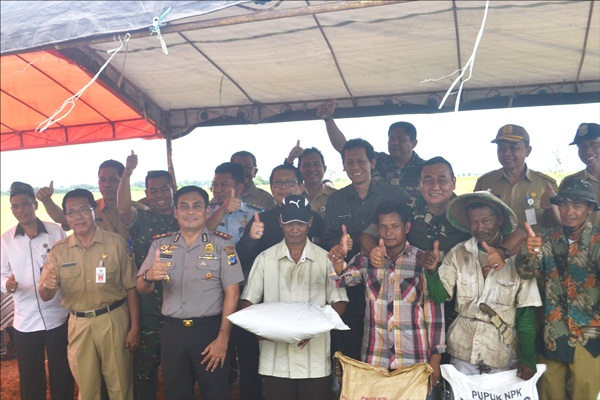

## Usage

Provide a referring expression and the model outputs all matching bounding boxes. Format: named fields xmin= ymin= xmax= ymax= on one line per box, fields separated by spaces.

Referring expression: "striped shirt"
xmin=330 ymin=242 xmax=445 ymax=369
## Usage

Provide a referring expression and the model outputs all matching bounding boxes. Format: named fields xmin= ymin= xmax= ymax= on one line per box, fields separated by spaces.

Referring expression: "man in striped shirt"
xmin=328 ymin=200 xmax=445 ymax=395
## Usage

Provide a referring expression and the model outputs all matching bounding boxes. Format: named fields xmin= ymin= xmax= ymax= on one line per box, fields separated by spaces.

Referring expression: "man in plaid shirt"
xmin=328 ymin=200 xmax=445 ymax=395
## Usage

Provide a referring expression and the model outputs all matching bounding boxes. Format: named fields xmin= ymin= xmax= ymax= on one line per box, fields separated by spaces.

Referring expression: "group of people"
xmin=0 ymin=98 xmax=598 ymax=400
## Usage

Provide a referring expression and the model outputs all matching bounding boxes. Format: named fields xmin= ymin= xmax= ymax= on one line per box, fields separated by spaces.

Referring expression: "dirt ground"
xmin=0 ymin=357 xmax=242 ymax=400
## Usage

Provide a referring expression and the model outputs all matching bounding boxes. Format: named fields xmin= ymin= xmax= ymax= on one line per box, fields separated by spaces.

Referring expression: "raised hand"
xmin=224 ymin=187 xmax=241 ymax=213
xmin=540 ymin=182 xmax=557 ymax=210
xmin=147 ymin=248 xmax=169 ymax=281
xmin=287 ymin=140 xmax=304 ymax=163
xmin=125 ymin=150 xmax=138 ymax=175
xmin=40 ymin=263 xmax=59 ymax=290
xmin=369 ymin=239 xmax=387 ymax=268
xmin=422 ymin=240 xmax=440 ymax=272
xmin=524 ymin=222 xmax=543 ymax=256
xmin=36 ymin=180 xmax=54 ymax=202
xmin=249 ymin=212 xmax=265 ymax=240
xmin=315 ymin=98 xmax=336 ymax=119
xmin=482 ymin=241 xmax=505 ymax=270
xmin=341 ymin=224 xmax=353 ymax=252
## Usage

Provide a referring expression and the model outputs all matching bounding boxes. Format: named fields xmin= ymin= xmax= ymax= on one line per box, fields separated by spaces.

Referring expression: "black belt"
xmin=164 ymin=314 xmax=221 ymax=328
xmin=71 ymin=298 xmax=125 ymax=318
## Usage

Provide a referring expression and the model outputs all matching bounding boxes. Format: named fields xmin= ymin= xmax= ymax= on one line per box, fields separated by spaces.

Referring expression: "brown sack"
xmin=335 ymin=352 xmax=432 ymax=400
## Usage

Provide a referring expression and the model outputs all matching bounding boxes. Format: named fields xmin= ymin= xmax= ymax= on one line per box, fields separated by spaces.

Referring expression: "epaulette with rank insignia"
xmin=213 ymin=231 xmax=233 ymax=240
xmin=245 ymin=203 xmax=265 ymax=212
xmin=152 ymin=232 xmax=175 ymax=240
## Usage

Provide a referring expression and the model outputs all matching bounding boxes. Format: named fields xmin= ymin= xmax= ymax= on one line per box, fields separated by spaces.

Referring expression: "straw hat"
xmin=446 ymin=190 xmax=518 ymax=235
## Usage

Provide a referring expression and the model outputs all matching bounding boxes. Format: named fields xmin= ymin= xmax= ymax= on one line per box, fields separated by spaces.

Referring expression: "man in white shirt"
xmin=1 ymin=182 xmax=74 ymax=400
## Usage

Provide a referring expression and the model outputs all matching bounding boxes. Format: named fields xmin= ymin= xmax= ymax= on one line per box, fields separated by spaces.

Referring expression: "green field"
xmin=0 ymin=174 xmax=564 ymax=235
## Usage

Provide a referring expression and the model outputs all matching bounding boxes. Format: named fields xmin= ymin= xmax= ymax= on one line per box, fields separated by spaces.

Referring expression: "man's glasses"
xmin=65 ymin=207 xmax=94 ymax=218
xmin=271 ymin=180 xmax=298 ymax=188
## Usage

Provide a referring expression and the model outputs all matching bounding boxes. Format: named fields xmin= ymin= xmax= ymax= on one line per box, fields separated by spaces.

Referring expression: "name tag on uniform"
xmin=62 ymin=262 xmax=76 ymax=267
xmin=96 ymin=267 xmax=106 ymax=283
xmin=199 ymin=255 xmax=219 ymax=260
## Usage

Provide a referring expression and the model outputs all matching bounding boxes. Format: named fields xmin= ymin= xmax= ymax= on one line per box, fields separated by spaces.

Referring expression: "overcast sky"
xmin=1 ymin=102 xmax=598 ymax=191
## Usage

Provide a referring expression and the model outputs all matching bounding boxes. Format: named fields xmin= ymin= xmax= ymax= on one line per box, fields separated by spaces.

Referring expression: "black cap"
xmin=280 ymin=195 xmax=312 ymax=224
xmin=569 ymin=123 xmax=600 ymax=145
xmin=10 ymin=181 xmax=35 ymax=200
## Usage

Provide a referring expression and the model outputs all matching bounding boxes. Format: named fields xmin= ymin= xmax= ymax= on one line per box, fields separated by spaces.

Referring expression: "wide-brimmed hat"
xmin=550 ymin=178 xmax=599 ymax=210
xmin=446 ymin=190 xmax=518 ymax=235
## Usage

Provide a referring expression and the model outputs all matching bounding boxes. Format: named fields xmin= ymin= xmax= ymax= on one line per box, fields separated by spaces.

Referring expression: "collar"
xmin=14 ymin=218 xmax=48 ymax=238
xmin=500 ymin=164 xmax=533 ymax=183
xmin=349 ymin=179 xmax=380 ymax=199
xmin=276 ymin=238 xmax=314 ymax=262
xmin=67 ymin=227 xmax=102 ymax=248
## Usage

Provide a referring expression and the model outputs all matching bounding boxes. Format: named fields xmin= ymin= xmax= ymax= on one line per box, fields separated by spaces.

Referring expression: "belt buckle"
xmin=183 ymin=319 xmax=194 ymax=327
xmin=85 ymin=311 xmax=96 ymax=318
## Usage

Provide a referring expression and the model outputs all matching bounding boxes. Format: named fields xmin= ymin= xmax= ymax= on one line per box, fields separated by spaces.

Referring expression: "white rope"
xmin=150 ymin=6 xmax=172 ymax=55
xmin=36 ymin=34 xmax=131 ymax=133
xmin=436 ymin=0 xmax=490 ymax=111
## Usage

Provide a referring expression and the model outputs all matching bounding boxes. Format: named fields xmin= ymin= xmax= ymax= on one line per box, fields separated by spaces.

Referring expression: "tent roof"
xmin=1 ymin=0 xmax=599 ymax=151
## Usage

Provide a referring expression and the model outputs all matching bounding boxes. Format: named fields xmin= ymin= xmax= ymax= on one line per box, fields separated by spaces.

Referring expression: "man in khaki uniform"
xmin=562 ymin=122 xmax=600 ymax=227
xmin=39 ymin=189 xmax=140 ymax=399
xmin=474 ymin=124 xmax=559 ymax=234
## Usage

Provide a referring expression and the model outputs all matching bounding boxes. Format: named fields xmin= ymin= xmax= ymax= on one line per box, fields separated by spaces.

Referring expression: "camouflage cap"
xmin=569 ymin=122 xmax=600 ymax=146
xmin=550 ymin=178 xmax=599 ymax=210
xmin=491 ymin=124 xmax=530 ymax=144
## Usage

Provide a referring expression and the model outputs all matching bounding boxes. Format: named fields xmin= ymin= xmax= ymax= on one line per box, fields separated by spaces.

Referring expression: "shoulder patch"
xmin=213 ymin=231 xmax=233 ymax=240
xmin=152 ymin=232 xmax=174 ymax=240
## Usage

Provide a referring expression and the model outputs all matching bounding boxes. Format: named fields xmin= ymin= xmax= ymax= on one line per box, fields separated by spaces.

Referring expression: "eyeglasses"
xmin=272 ymin=179 xmax=298 ymax=188
xmin=65 ymin=207 xmax=94 ymax=218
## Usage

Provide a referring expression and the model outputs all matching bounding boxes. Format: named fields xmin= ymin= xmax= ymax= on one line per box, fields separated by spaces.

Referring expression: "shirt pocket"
xmin=195 ymin=259 xmax=220 ymax=282
xmin=456 ymin=274 xmax=477 ymax=300
xmin=400 ymin=277 xmax=420 ymax=303
xmin=493 ymin=280 xmax=517 ymax=307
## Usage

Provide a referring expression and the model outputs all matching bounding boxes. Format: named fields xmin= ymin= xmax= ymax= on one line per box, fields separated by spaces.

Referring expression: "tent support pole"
xmin=164 ymin=131 xmax=177 ymax=189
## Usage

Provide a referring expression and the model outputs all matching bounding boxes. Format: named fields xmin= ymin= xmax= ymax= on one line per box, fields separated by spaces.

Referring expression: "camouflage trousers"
xmin=134 ymin=313 xmax=164 ymax=380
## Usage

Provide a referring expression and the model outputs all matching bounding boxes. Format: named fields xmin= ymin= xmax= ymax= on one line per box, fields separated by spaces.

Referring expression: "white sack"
xmin=227 ymin=302 xmax=349 ymax=343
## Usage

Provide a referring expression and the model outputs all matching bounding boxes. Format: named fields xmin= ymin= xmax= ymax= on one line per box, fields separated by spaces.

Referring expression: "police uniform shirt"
xmin=139 ymin=228 xmax=244 ymax=319
xmin=474 ymin=166 xmax=558 ymax=234
xmin=562 ymin=169 xmax=600 ymax=227
xmin=207 ymin=201 xmax=263 ymax=245
xmin=48 ymin=228 xmax=137 ymax=312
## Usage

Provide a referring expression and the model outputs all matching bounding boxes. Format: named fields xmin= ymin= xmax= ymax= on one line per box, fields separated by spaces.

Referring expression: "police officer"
xmin=137 ymin=186 xmax=244 ymax=400
xmin=206 ymin=162 xmax=263 ymax=245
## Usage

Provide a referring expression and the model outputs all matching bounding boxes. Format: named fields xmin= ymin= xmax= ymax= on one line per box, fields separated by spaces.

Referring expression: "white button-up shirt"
xmin=242 ymin=239 xmax=348 ymax=379
xmin=1 ymin=219 xmax=69 ymax=332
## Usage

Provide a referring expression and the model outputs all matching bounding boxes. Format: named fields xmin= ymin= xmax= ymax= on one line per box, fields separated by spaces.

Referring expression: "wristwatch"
xmin=142 ymin=271 xmax=153 ymax=283
xmin=498 ymin=247 xmax=511 ymax=260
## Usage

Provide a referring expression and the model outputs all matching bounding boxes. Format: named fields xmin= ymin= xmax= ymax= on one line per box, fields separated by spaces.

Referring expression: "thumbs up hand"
xmin=540 ymin=182 xmax=557 ymax=210
xmin=286 ymin=140 xmax=304 ymax=164
xmin=36 ymin=180 xmax=55 ymax=202
xmin=5 ymin=274 xmax=18 ymax=293
xmin=524 ymin=222 xmax=543 ymax=256
xmin=125 ymin=150 xmax=138 ymax=175
xmin=340 ymin=225 xmax=353 ymax=252
xmin=482 ymin=241 xmax=506 ymax=270
xmin=422 ymin=240 xmax=441 ymax=272
xmin=40 ymin=263 xmax=59 ymax=291
xmin=224 ymin=187 xmax=241 ymax=213
xmin=369 ymin=239 xmax=387 ymax=268
xmin=147 ymin=247 xmax=170 ymax=281
xmin=249 ymin=212 xmax=265 ymax=240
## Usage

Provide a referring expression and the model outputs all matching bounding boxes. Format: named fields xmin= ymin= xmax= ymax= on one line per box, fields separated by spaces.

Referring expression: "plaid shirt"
xmin=330 ymin=242 xmax=445 ymax=369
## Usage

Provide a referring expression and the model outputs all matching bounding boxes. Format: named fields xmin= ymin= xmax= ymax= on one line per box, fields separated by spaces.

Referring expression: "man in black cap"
xmin=1 ymin=182 xmax=74 ymax=399
xmin=474 ymin=124 xmax=559 ymax=234
xmin=562 ymin=122 xmax=600 ymax=227
xmin=241 ymin=195 xmax=347 ymax=400
xmin=516 ymin=178 xmax=600 ymax=400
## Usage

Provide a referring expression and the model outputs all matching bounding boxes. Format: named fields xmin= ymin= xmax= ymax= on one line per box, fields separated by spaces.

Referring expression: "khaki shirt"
xmin=139 ymin=228 xmax=244 ymax=319
xmin=474 ymin=166 xmax=558 ymax=234
xmin=49 ymin=228 xmax=137 ymax=312
xmin=439 ymin=237 xmax=541 ymax=368
xmin=241 ymin=182 xmax=275 ymax=211
xmin=563 ymin=169 xmax=600 ymax=228
xmin=303 ymin=185 xmax=336 ymax=218
xmin=242 ymin=239 xmax=348 ymax=379
xmin=95 ymin=198 xmax=147 ymax=240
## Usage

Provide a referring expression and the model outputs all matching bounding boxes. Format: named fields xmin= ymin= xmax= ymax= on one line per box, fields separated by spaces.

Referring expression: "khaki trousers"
xmin=538 ymin=342 xmax=600 ymax=400
xmin=68 ymin=304 xmax=133 ymax=400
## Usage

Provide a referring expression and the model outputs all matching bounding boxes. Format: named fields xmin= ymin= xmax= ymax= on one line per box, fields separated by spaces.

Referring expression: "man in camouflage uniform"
xmin=117 ymin=151 xmax=179 ymax=400
xmin=516 ymin=178 xmax=600 ymax=400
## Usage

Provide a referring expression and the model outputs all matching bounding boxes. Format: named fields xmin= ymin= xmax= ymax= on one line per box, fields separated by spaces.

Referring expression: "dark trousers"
xmin=232 ymin=325 xmax=262 ymax=400
xmin=161 ymin=315 xmax=230 ymax=400
xmin=263 ymin=376 xmax=330 ymax=400
xmin=332 ymin=284 xmax=364 ymax=361
xmin=14 ymin=321 xmax=74 ymax=400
